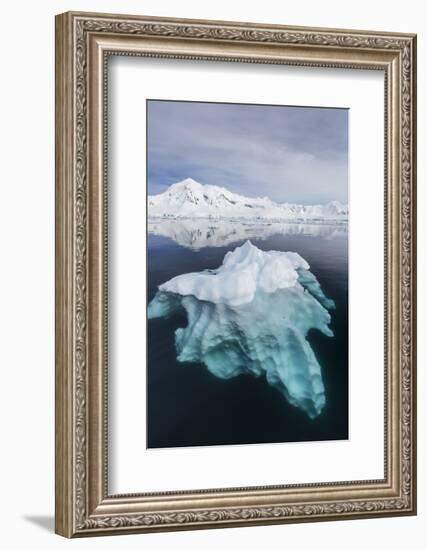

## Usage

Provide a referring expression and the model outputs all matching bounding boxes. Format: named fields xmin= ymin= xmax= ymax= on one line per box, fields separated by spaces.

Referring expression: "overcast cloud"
xmin=147 ymin=100 xmax=348 ymax=204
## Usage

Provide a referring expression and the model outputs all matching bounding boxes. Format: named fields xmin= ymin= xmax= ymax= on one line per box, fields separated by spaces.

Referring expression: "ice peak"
xmin=170 ymin=177 xmax=203 ymax=190
xmin=240 ymin=239 xmax=255 ymax=251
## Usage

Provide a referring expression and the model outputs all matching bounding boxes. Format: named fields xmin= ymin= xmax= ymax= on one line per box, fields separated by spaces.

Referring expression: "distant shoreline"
xmin=147 ymin=216 xmax=348 ymax=225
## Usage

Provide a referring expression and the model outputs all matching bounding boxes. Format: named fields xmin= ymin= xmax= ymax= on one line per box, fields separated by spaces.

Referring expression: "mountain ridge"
xmin=148 ymin=178 xmax=348 ymax=221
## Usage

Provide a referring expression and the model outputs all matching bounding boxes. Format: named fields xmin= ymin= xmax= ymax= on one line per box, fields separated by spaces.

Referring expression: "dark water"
xmin=147 ymin=228 xmax=348 ymax=448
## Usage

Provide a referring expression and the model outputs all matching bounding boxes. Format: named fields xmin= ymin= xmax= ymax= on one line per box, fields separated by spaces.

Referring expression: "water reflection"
xmin=148 ymin=219 xmax=348 ymax=250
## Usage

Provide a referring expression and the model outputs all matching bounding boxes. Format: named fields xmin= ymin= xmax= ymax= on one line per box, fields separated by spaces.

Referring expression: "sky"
xmin=147 ymin=100 xmax=348 ymax=205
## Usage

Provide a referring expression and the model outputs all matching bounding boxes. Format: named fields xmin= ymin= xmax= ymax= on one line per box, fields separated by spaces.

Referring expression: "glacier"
xmin=148 ymin=178 xmax=349 ymax=221
xmin=148 ymin=241 xmax=335 ymax=419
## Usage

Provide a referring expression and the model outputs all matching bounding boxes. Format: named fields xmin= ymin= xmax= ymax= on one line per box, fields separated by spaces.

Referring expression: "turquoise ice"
xmin=148 ymin=241 xmax=335 ymax=419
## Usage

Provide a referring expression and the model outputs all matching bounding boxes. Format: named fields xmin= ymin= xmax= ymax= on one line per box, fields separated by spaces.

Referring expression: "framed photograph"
xmin=55 ymin=11 xmax=417 ymax=537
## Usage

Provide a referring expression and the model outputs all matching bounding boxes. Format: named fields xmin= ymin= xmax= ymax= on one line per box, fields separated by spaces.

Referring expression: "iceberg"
xmin=148 ymin=241 xmax=335 ymax=419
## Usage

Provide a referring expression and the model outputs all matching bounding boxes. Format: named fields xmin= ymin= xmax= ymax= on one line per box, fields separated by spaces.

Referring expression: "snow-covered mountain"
xmin=148 ymin=178 xmax=348 ymax=221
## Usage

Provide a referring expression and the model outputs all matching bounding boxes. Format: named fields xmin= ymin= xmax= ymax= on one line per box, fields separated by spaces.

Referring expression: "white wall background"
xmin=0 ymin=1 xmax=423 ymax=548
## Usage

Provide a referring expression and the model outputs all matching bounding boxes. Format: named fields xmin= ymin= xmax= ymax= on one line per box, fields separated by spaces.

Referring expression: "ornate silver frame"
xmin=55 ymin=11 xmax=417 ymax=537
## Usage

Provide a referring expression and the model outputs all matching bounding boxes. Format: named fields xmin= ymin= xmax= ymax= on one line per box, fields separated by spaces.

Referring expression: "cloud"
xmin=147 ymin=100 xmax=348 ymax=204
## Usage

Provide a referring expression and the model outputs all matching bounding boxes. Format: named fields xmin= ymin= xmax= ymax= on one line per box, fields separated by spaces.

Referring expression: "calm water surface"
xmin=147 ymin=225 xmax=348 ymax=448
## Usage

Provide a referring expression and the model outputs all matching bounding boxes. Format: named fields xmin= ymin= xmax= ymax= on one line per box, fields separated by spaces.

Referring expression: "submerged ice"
xmin=148 ymin=241 xmax=335 ymax=419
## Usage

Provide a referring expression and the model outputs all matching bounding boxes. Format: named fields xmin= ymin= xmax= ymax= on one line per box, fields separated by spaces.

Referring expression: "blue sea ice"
xmin=148 ymin=241 xmax=335 ymax=419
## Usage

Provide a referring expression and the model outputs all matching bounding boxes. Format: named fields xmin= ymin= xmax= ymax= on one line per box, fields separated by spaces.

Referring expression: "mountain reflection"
xmin=148 ymin=218 xmax=348 ymax=250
